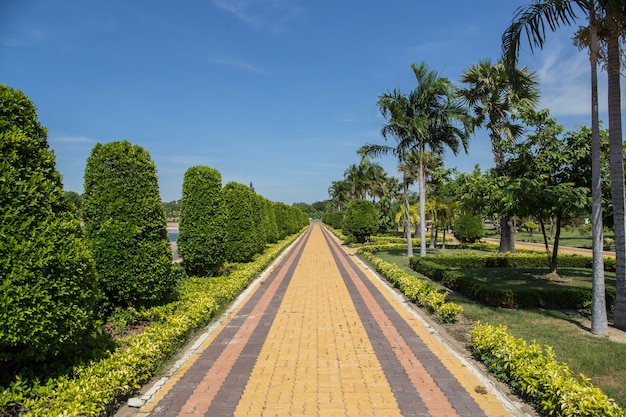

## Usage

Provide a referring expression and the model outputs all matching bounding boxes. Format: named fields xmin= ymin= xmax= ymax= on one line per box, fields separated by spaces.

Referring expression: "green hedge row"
xmin=0 ymin=230 xmax=305 ymax=416
xmin=409 ymin=256 xmax=616 ymax=310
xmin=470 ymin=322 xmax=625 ymax=417
xmin=358 ymin=251 xmax=462 ymax=323
xmin=417 ymin=251 xmax=616 ymax=271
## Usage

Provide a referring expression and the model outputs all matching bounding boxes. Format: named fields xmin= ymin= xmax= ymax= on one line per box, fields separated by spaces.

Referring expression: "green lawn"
xmin=369 ymin=248 xmax=626 ymax=409
xmin=486 ymin=224 xmax=616 ymax=250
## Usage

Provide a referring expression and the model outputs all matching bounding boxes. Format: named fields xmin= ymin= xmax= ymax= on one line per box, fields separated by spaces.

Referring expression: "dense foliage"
xmin=177 ymin=166 xmax=227 ymax=276
xmin=82 ymin=141 xmax=174 ymax=310
xmin=322 ymin=211 xmax=344 ymax=230
xmin=223 ymin=182 xmax=262 ymax=263
xmin=0 ymin=231 xmax=303 ymax=416
xmin=359 ymin=250 xmax=462 ymax=322
xmin=453 ymin=213 xmax=484 ymax=243
xmin=273 ymin=202 xmax=308 ymax=239
xmin=471 ymin=323 xmax=625 ymax=416
xmin=410 ymin=254 xmax=616 ymax=310
xmin=263 ymin=198 xmax=280 ymax=244
xmin=0 ymin=85 xmax=98 ymax=364
xmin=342 ymin=199 xmax=378 ymax=243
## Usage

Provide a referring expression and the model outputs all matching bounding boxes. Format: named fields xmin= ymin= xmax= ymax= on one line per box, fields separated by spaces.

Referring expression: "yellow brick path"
xmin=136 ymin=224 xmax=520 ymax=416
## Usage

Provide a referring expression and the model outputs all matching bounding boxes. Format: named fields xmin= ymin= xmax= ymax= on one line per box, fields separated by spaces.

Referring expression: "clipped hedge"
xmin=410 ymin=256 xmax=616 ymax=310
xmin=358 ymin=251 xmax=462 ymax=323
xmin=82 ymin=140 xmax=174 ymax=309
xmin=417 ymin=251 xmax=616 ymax=271
xmin=1 ymin=230 xmax=305 ymax=416
xmin=470 ymin=322 xmax=625 ymax=417
xmin=0 ymin=129 xmax=98 ymax=363
xmin=177 ymin=166 xmax=227 ymax=276
xmin=342 ymin=199 xmax=378 ymax=243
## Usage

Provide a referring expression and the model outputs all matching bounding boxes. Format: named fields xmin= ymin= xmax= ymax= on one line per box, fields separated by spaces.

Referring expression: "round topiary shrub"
xmin=178 ymin=166 xmax=227 ymax=276
xmin=454 ymin=213 xmax=485 ymax=243
xmin=342 ymin=199 xmax=378 ymax=243
xmin=1 ymin=84 xmax=98 ymax=363
xmin=82 ymin=140 xmax=174 ymax=309
xmin=223 ymin=182 xmax=260 ymax=263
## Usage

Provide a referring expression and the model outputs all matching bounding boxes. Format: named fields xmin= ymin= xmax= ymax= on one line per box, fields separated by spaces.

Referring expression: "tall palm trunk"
xmin=607 ymin=29 xmax=626 ymax=330
xmin=589 ymin=19 xmax=608 ymax=335
xmin=402 ymin=168 xmax=414 ymax=258
xmin=419 ymin=144 xmax=427 ymax=257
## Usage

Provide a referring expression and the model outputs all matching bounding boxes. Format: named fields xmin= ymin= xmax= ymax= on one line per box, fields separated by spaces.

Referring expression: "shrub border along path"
xmin=5 ymin=230 xmax=305 ymax=416
xmin=360 ymin=239 xmax=626 ymax=416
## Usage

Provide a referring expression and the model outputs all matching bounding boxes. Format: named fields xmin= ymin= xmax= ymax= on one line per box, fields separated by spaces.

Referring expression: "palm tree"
xmin=408 ymin=63 xmax=471 ymax=256
xmin=500 ymin=0 xmax=613 ymax=334
xmin=360 ymin=63 xmax=470 ymax=257
xmin=601 ymin=0 xmax=626 ymax=330
xmin=458 ymin=59 xmax=539 ymax=253
xmin=359 ymin=88 xmax=417 ymax=256
xmin=327 ymin=180 xmax=350 ymax=212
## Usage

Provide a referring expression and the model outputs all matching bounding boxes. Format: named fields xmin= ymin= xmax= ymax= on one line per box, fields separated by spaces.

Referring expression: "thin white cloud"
xmin=533 ymin=40 xmax=607 ymax=117
xmin=50 ymin=134 xmax=98 ymax=145
xmin=210 ymin=53 xmax=268 ymax=74
xmin=211 ymin=0 xmax=301 ymax=31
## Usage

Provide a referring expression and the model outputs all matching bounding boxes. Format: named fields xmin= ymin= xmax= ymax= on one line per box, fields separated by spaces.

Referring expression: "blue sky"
xmin=2 ymin=1 xmax=617 ymax=204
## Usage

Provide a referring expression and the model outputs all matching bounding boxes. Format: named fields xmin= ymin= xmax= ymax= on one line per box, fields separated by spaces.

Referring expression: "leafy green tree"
xmin=82 ymin=141 xmax=174 ymax=309
xmin=64 ymin=190 xmax=82 ymax=212
xmin=342 ymin=199 xmax=378 ymax=243
xmin=1 ymin=85 xmax=97 ymax=363
xmin=322 ymin=211 xmax=344 ymax=229
xmin=506 ymin=108 xmax=594 ymax=273
xmin=162 ymin=200 xmax=180 ymax=221
xmin=223 ymin=182 xmax=259 ymax=262
xmin=501 ymin=0 xmax=617 ymax=333
xmin=454 ymin=213 xmax=484 ymax=243
xmin=459 ymin=59 xmax=539 ymax=253
xmin=178 ymin=166 xmax=226 ymax=276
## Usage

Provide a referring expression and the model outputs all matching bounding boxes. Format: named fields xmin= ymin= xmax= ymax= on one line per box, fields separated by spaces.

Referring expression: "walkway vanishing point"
xmin=127 ymin=223 xmax=528 ymax=417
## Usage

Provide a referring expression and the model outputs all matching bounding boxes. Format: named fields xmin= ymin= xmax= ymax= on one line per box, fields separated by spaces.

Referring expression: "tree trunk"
xmin=589 ymin=20 xmax=607 ymax=335
xmin=549 ymin=215 xmax=562 ymax=274
xmin=419 ymin=145 xmax=427 ymax=257
xmin=403 ymin=171 xmax=414 ymax=258
xmin=607 ymin=29 xmax=626 ymax=330
xmin=499 ymin=216 xmax=516 ymax=253
xmin=539 ymin=217 xmax=551 ymax=261
xmin=442 ymin=226 xmax=447 ymax=249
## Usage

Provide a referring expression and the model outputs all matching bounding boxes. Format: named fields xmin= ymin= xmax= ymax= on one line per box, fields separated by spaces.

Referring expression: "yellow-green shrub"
xmin=359 ymin=250 xmax=462 ymax=323
xmin=5 ymin=230 xmax=304 ymax=416
xmin=470 ymin=322 xmax=625 ymax=417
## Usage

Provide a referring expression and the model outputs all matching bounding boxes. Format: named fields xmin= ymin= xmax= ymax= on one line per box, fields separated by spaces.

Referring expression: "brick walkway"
xmin=132 ymin=224 xmax=523 ymax=416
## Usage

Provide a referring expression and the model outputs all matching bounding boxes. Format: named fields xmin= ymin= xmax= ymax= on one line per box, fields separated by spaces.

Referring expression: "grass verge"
xmin=370 ymin=248 xmax=626 ymax=409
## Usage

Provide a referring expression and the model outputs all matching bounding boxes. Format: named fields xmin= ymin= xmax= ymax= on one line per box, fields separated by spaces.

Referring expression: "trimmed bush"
xmin=223 ymin=182 xmax=260 ymax=263
xmin=177 ymin=166 xmax=227 ymax=276
xmin=342 ymin=199 xmax=378 ymax=243
xmin=3 ymin=231 xmax=304 ymax=416
xmin=0 ymin=85 xmax=97 ymax=363
xmin=409 ymin=255 xmax=617 ymax=310
xmin=453 ymin=213 xmax=484 ymax=243
xmin=82 ymin=141 xmax=174 ymax=309
xmin=358 ymin=250 xmax=462 ymax=323
xmin=322 ymin=211 xmax=344 ymax=229
xmin=470 ymin=322 xmax=625 ymax=416
xmin=264 ymin=198 xmax=280 ymax=244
